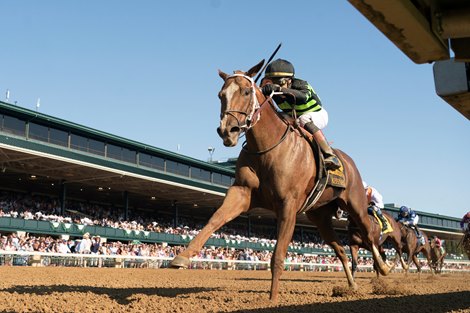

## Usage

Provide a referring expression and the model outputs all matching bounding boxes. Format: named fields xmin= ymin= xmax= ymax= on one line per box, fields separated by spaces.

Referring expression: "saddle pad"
xmin=327 ymin=159 xmax=346 ymax=188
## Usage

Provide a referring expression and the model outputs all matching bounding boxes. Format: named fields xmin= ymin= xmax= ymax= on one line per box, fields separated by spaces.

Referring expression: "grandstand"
xmin=0 ymin=99 xmax=468 ymax=266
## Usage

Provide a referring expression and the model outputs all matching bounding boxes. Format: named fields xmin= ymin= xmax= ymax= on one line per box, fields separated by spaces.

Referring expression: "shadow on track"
xmin=230 ymin=291 xmax=470 ymax=313
xmin=0 ymin=285 xmax=219 ymax=305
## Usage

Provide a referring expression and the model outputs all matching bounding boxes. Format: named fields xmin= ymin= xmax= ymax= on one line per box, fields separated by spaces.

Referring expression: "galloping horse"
xmin=170 ymin=60 xmax=391 ymax=301
xmin=463 ymin=230 xmax=470 ymax=260
xmin=349 ymin=211 xmax=407 ymax=277
xmin=430 ymin=238 xmax=446 ymax=273
xmin=399 ymin=223 xmax=432 ymax=274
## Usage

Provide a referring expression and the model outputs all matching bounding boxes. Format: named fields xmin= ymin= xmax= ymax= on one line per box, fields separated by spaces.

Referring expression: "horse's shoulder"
xmin=234 ymin=163 xmax=259 ymax=189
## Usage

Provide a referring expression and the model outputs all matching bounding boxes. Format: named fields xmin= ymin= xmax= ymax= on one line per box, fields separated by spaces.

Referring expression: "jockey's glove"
xmin=262 ymin=84 xmax=281 ymax=96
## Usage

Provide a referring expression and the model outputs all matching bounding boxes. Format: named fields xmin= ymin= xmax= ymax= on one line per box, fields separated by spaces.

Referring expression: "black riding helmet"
xmin=264 ymin=59 xmax=295 ymax=78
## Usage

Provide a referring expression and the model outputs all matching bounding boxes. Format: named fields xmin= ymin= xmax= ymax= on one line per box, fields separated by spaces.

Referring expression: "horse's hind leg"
xmin=170 ymin=186 xmax=251 ymax=268
xmin=307 ymin=204 xmax=358 ymax=290
xmin=350 ymin=244 xmax=359 ymax=278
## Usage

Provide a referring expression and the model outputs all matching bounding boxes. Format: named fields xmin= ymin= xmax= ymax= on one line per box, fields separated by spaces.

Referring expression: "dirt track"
xmin=0 ymin=267 xmax=469 ymax=313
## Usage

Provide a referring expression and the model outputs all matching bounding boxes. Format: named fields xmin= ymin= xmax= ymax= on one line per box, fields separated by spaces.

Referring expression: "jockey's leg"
xmin=304 ymin=121 xmax=340 ymax=170
xmin=372 ymin=206 xmax=388 ymax=232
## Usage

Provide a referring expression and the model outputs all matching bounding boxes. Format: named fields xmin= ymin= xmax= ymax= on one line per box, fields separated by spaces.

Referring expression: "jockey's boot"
xmin=376 ymin=211 xmax=388 ymax=232
xmin=304 ymin=122 xmax=341 ymax=170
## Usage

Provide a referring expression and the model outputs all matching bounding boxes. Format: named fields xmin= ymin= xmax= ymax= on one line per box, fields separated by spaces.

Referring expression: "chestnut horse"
xmin=399 ymin=223 xmax=433 ymax=274
xmin=349 ymin=211 xmax=407 ymax=277
xmin=430 ymin=238 xmax=446 ymax=273
xmin=170 ymin=60 xmax=391 ymax=301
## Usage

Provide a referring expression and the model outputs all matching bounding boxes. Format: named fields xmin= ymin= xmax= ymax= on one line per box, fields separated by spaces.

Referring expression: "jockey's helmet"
xmin=265 ymin=59 xmax=295 ymax=78
xmin=400 ymin=206 xmax=409 ymax=216
xmin=466 ymin=211 xmax=470 ymax=218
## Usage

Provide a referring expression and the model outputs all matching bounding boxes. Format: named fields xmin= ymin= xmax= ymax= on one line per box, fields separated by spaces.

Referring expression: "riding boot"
xmin=304 ymin=122 xmax=341 ymax=170
xmin=376 ymin=211 xmax=389 ymax=232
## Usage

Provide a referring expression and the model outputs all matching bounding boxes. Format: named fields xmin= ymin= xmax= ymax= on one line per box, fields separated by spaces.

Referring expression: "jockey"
xmin=261 ymin=59 xmax=340 ymax=170
xmin=461 ymin=211 xmax=470 ymax=232
xmin=363 ymin=181 xmax=389 ymax=232
xmin=397 ymin=206 xmax=425 ymax=244
xmin=433 ymin=235 xmax=445 ymax=254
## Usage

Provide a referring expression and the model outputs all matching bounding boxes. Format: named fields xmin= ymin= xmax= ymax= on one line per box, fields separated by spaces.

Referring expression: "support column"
xmin=247 ymin=215 xmax=252 ymax=238
xmin=124 ymin=191 xmax=129 ymax=221
xmin=173 ymin=200 xmax=178 ymax=228
xmin=60 ymin=180 xmax=66 ymax=216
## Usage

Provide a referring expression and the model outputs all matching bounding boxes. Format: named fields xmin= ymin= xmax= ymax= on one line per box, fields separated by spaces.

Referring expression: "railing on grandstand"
xmin=1 ymin=251 xmax=470 ymax=273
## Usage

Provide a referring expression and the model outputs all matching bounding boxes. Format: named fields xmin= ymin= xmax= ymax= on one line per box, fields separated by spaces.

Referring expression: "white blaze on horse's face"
xmin=217 ymin=78 xmax=245 ymax=147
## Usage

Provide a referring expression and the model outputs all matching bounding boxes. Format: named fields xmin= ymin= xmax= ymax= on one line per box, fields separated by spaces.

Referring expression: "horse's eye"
xmin=243 ymin=88 xmax=251 ymax=96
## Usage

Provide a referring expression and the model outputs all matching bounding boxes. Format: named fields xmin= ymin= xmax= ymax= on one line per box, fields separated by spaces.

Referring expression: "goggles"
xmin=271 ymin=77 xmax=290 ymax=86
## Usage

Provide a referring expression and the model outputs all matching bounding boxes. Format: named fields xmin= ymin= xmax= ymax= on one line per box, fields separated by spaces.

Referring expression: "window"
xmin=29 ymin=123 xmax=49 ymax=142
xmin=176 ymin=163 xmax=189 ymax=177
xmin=107 ymin=144 xmax=122 ymax=161
xmin=122 ymin=147 xmax=136 ymax=164
xmin=2 ymin=115 xmax=25 ymax=136
xmin=166 ymin=160 xmax=178 ymax=174
xmin=191 ymin=167 xmax=211 ymax=182
xmin=88 ymin=138 xmax=105 ymax=156
xmin=49 ymin=128 xmax=68 ymax=147
xmin=214 ymin=173 xmax=233 ymax=186
xmin=70 ymin=134 xmax=88 ymax=152
xmin=139 ymin=153 xmax=165 ymax=170
xmin=71 ymin=134 xmax=105 ymax=156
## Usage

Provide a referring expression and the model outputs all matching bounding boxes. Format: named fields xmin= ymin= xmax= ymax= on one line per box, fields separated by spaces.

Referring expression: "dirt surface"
xmin=0 ymin=267 xmax=469 ymax=313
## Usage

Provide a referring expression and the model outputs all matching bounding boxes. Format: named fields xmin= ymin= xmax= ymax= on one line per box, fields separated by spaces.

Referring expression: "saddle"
xmin=297 ymin=127 xmax=346 ymax=214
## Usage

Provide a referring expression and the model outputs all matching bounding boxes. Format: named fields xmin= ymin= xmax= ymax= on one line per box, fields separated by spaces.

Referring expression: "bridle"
xmin=220 ymin=73 xmax=291 ymax=155
xmin=220 ymin=73 xmax=262 ymax=131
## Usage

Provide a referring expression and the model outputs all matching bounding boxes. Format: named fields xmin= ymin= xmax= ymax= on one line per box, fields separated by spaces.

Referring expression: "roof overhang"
xmin=349 ymin=0 xmax=470 ymax=120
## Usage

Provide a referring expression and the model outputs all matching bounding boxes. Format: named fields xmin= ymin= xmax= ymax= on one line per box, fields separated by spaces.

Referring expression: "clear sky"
xmin=0 ymin=1 xmax=468 ymax=219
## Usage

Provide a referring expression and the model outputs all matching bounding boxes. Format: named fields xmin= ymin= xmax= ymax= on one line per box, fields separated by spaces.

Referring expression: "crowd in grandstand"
xmin=0 ymin=190 xmax=469 ymax=272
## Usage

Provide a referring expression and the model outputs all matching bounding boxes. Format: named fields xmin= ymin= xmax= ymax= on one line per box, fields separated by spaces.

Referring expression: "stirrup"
xmin=325 ymin=156 xmax=341 ymax=170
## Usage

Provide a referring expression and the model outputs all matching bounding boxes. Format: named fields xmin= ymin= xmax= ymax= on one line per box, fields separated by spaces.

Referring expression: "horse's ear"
xmin=246 ymin=59 xmax=265 ymax=78
xmin=218 ymin=69 xmax=229 ymax=81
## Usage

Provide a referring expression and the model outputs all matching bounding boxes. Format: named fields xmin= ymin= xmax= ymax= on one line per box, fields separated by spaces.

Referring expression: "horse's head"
xmin=216 ymin=60 xmax=265 ymax=147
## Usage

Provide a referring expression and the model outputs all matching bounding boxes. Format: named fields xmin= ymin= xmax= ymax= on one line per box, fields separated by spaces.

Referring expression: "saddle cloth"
xmin=327 ymin=160 xmax=346 ymax=188
xmin=371 ymin=210 xmax=393 ymax=234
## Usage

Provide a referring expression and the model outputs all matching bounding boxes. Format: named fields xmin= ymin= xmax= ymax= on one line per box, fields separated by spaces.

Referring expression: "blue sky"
xmin=0 ymin=1 xmax=468 ymax=219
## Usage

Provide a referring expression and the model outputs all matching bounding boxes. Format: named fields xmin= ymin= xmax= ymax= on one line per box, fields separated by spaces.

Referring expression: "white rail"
xmin=1 ymin=251 xmax=469 ymax=273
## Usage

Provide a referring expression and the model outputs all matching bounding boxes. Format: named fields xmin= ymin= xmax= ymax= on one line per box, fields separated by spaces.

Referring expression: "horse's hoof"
xmin=350 ymin=282 xmax=359 ymax=291
xmin=170 ymin=255 xmax=190 ymax=268
xmin=379 ymin=263 xmax=391 ymax=276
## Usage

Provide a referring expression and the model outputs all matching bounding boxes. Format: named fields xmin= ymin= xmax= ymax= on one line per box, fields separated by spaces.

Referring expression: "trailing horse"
xmin=399 ymin=223 xmax=432 ymax=274
xmin=170 ymin=60 xmax=391 ymax=301
xmin=430 ymin=238 xmax=446 ymax=274
xmin=349 ymin=211 xmax=407 ymax=277
xmin=462 ymin=229 xmax=470 ymax=260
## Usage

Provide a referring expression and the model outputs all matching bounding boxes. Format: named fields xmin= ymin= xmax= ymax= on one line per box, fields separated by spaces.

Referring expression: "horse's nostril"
xmin=230 ymin=126 xmax=240 ymax=134
xmin=216 ymin=127 xmax=222 ymax=137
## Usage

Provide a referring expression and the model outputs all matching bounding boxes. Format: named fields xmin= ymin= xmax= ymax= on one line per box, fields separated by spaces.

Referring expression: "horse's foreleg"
xmin=170 ymin=186 xmax=251 ymax=268
xmin=269 ymin=207 xmax=297 ymax=303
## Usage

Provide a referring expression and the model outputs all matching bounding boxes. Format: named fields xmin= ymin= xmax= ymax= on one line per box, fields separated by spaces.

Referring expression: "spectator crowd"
xmin=0 ymin=190 xmax=469 ymax=272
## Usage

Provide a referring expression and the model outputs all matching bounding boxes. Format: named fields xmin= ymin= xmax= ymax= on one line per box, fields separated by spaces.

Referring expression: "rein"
xmin=222 ymin=73 xmax=293 ymax=155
